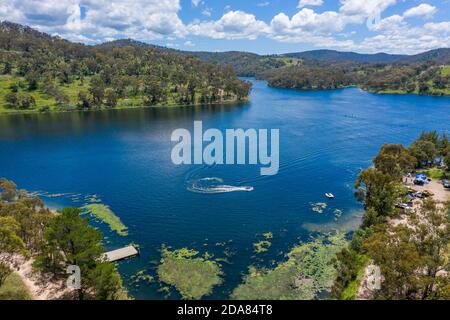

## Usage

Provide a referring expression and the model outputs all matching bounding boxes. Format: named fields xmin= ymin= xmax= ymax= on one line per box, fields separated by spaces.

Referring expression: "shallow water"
xmin=0 ymin=79 xmax=449 ymax=299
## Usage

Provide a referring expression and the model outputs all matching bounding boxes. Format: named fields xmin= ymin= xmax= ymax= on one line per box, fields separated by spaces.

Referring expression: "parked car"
xmin=396 ymin=203 xmax=412 ymax=210
xmin=415 ymin=192 xmax=425 ymax=198
xmin=443 ymin=180 xmax=450 ymax=188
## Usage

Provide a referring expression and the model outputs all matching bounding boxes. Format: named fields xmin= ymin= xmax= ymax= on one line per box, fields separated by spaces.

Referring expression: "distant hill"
xmin=404 ymin=48 xmax=450 ymax=64
xmin=283 ymin=48 xmax=450 ymax=64
xmin=97 ymin=36 xmax=450 ymax=67
xmin=282 ymin=49 xmax=408 ymax=64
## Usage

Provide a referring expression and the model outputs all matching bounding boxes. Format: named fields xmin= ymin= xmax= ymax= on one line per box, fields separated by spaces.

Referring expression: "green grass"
xmin=0 ymin=75 xmax=243 ymax=115
xmin=231 ymin=233 xmax=348 ymax=300
xmin=340 ymin=254 xmax=370 ymax=300
xmin=0 ymin=75 xmax=89 ymax=114
xmin=441 ymin=65 xmax=450 ymax=76
xmin=0 ymin=272 xmax=32 ymax=300
xmin=82 ymin=204 xmax=128 ymax=236
xmin=267 ymin=57 xmax=302 ymax=67
xmin=418 ymin=168 xmax=446 ymax=180
xmin=157 ymin=247 xmax=223 ymax=300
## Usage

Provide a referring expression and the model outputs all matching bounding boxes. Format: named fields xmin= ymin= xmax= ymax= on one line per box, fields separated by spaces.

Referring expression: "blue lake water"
xmin=0 ymin=79 xmax=449 ymax=299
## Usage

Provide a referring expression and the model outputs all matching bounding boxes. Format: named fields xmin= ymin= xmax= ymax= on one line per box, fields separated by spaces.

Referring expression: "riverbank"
xmin=0 ymin=97 xmax=248 ymax=116
xmin=267 ymin=83 xmax=450 ymax=97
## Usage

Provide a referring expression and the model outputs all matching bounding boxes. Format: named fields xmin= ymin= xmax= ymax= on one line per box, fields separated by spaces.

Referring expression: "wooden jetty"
xmin=104 ymin=246 xmax=139 ymax=262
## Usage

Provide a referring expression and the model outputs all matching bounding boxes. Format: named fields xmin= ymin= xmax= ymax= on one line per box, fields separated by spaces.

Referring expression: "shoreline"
xmin=0 ymin=98 xmax=249 ymax=117
xmin=262 ymin=81 xmax=450 ymax=97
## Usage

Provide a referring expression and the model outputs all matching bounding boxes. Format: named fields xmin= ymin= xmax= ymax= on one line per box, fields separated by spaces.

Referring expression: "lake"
xmin=0 ymin=79 xmax=449 ymax=299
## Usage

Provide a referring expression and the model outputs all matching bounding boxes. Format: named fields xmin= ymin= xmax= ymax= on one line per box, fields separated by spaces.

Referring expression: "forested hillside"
xmin=187 ymin=51 xmax=292 ymax=77
xmin=361 ymin=63 xmax=450 ymax=95
xmin=259 ymin=61 xmax=450 ymax=96
xmin=186 ymin=48 xmax=450 ymax=96
xmin=0 ymin=22 xmax=251 ymax=114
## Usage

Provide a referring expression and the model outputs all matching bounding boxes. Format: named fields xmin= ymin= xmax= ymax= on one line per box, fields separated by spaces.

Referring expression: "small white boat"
xmin=325 ymin=193 xmax=335 ymax=199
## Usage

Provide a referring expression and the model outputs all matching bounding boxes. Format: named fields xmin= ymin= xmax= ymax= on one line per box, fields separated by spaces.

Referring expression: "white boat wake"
xmin=187 ymin=177 xmax=254 ymax=194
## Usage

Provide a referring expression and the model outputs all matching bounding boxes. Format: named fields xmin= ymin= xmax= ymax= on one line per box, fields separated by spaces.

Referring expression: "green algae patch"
xmin=333 ymin=209 xmax=343 ymax=221
xmin=130 ymin=270 xmax=154 ymax=287
xmin=253 ymin=240 xmax=272 ymax=254
xmin=262 ymin=232 xmax=273 ymax=239
xmin=157 ymin=247 xmax=223 ymax=300
xmin=82 ymin=204 xmax=128 ymax=236
xmin=231 ymin=232 xmax=348 ymax=300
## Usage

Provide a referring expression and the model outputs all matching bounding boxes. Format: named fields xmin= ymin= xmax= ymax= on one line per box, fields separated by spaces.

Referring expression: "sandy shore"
xmin=6 ymin=255 xmax=73 ymax=300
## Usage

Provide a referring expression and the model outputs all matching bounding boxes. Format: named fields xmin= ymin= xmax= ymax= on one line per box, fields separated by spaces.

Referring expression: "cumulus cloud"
xmin=403 ymin=4 xmax=437 ymax=19
xmin=339 ymin=0 xmax=396 ymax=16
xmin=271 ymin=8 xmax=355 ymax=34
xmin=0 ymin=0 xmax=186 ymax=42
xmin=424 ymin=22 xmax=450 ymax=34
xmin=188 ymin=10 xmax=269 ymax=40
xmin=298 ymin=0 xmax=324 ymax=8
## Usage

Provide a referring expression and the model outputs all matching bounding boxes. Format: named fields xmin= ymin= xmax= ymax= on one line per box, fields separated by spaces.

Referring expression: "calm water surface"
xmin=0 ymin=79 xmax=449 ymax=299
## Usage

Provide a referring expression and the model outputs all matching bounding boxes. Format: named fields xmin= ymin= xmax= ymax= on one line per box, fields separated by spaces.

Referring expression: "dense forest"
xmin=189 ymin=51 xmax=290 ymax=77
xmin=0 ymin=22 xmax=251 ymax=114
xmin=258 ymin=61 xmax=450 ymax=95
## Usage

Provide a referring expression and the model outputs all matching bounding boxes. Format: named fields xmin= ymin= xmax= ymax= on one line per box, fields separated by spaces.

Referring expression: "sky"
xmin=0 ymin=0 xmax=449 ymax=54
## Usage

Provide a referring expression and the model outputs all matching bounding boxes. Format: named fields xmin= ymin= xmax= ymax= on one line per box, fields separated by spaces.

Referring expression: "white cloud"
xmin=370 ymin=14 xmax=405 ymax=31
xmin=0 ymin=0 xmax=186 ymax=42
xmin=356 ymin=17 xmax=450 ymax=53
xmin=424 ymin=22 xmax=450 ymax=34
xmin=298 ymin=0 xmax=324 ymax=9
xmin=184 ymin=40 xmax=195 ymax=47
xmin=339 ymin=0 xmax=396 ymax=16
xmin=271 ymin=9 xmax=352 ymax=34
xmin=403 ymin=4 xmax=437 ymax=19
xmin=188 ymin=10 xmax=269 ymax=40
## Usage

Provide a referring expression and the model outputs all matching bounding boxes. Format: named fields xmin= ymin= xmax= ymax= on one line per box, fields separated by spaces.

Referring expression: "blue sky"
xmin=1 ymin=0 xmax=449 ymax=54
